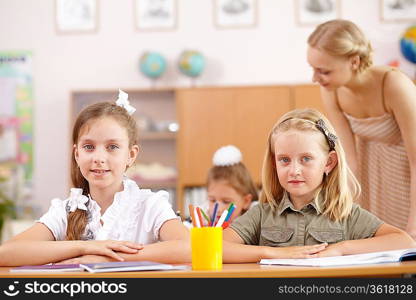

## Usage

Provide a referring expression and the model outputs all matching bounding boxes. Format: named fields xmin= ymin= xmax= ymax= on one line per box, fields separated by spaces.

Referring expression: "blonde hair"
xmin=207 ymin=163 xmax=258 ymax=214
xmin=308 ymin=19 xmax=373 ymax=73
xmin=68 ymin=102 xmax=138 ymax=240
xmin=260 ymin=108 xmax=360 ymax=222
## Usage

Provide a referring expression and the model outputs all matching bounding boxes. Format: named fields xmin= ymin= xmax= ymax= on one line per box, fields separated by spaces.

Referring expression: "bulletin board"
xmin=0 ymin=51 xmax=33 ymax=183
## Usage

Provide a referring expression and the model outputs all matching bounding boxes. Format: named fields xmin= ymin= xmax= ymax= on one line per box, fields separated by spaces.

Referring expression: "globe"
xmin=178 ymin=50 xmax=205 ymax=78
xmin=400 ymin=26 xmax=416 ymax=65
xmin=139 ymin=51 xmax=167 ymax=79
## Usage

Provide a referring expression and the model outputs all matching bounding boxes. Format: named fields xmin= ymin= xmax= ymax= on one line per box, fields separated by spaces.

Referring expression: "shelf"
xmin=140 ymin=131 xmax=177 ymax=141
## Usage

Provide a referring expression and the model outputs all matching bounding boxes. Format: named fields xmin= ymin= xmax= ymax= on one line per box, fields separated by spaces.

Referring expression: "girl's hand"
xmin=80 ymin=240 xmax=144 ymax=261
xmin=57 ymin=255 xmax=112 ymax=264
xmin=405 ymin=225 xmax=416 ymax=241
xmin=315 ymin=242 xmax=345 ymax=258
xmin=264 ymin=243 xmax=327 ymax=259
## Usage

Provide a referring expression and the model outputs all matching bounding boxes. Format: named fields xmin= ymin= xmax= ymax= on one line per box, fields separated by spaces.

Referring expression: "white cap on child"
xmin=212 ymin=145 xmax=242 ymax=166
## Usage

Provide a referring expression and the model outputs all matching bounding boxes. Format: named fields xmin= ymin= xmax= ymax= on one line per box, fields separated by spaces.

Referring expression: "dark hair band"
xmin=279 ymin=118 xmax=337 ymax=151
xmin=315 ymin=119 xmax=337 ymax=151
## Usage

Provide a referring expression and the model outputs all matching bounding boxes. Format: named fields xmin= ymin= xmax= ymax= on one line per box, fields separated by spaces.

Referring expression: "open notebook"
xmin=80 ymin=261 xmax=189 ymax=273
xmin=10 ymin=261 xmax=189 ymax=273
xmin=260 ymin=248 xmax=416 ymax=267
xmin=10 ymin=264 xmax=84 ymax=273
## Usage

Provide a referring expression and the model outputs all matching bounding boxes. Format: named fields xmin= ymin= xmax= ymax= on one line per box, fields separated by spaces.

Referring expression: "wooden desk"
xmin=1 ymin=261 xmax=416 ymax=278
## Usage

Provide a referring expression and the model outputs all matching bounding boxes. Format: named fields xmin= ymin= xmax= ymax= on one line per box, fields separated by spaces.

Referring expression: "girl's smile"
xmin=90 ymin=169 xmax=111 ymax=177
xmin=288 ymin=180 xmax=305 ymax=185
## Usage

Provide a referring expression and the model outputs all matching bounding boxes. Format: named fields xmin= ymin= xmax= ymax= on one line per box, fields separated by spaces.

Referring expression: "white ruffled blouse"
xmin=37 ymin=178 xmax=178 ymax=244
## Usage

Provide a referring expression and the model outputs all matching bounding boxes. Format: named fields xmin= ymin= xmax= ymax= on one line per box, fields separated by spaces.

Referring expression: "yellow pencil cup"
xmin=191 ymin=227 xmax=223 ymax=270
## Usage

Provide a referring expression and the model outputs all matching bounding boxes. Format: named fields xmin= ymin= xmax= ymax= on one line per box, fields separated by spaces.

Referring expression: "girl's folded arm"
xmin=222 ymin=227 xmax=327 ymax=263
xmin=338 ymin=224 xmax=416 ymax=256
xmin=114 ymin=219 xmax=191 ymax=264
xmin=0 ymin=223 xmax=84 ymax=266
xmin=116 ymin=240 xmax=191 ymax=264
xmin=158 ymin=219 xmax=190 ymax=241
xmin=222 ymin=226 xmax=269 ymax=263
xmin=0 ymin=223 xmax=143 ymax=266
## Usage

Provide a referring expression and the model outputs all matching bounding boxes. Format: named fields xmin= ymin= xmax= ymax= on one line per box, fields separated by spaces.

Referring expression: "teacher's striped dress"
xmin=344 ymin=112 xmax=410 ymax=230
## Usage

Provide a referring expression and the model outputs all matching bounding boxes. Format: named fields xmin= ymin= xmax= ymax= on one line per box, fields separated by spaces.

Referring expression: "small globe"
xmin=139 ymin=51 xmax=167 ymax=79
xmin=400 ymin=26 xmax=416 ymax=64
xmin=178 ymin=50 xmax=205 ymax=78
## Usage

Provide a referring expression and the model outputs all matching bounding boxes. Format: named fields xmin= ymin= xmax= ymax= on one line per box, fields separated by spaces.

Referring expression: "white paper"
xmin=260 ymin=248 xmax=416 ymax=267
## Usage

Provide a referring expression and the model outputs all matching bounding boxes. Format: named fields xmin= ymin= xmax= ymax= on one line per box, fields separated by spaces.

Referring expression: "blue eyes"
xmin=278 ymin=156 xmax=312 ymax=163
xmin=82 ymin=144 xmax=119 ymax=151
xmin=278 ymin=157 xmax=290 ymax=163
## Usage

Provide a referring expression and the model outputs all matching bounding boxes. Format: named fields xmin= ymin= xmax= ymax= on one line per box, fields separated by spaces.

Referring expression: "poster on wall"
xmin=135 ymin=0 xmax=177 ymax=31
xmin=381 ymin=0 xmax=416 ymax=22
xmin=55 ymin=0 xmax=98 ymax=33
xmin=0 ymin=51 xmax=34 ymax=203
xmin=214 ymin=0 xmax=258 ymax=29
xmin=295 ymin=0 xmax=340 ymax=26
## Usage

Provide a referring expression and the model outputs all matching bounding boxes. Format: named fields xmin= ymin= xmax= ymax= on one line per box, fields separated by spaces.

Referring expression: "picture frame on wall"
xmin=295 ymin=0 xmax=340 ymax=26
xmin=135 ymin=0 xmax=177 ymax=31
xmin=55 ymin=0 xmax=98 ymax=34
xmin=380 ymin=0 xmax=416 ymax=22
xmin=214 ymin=0 xmax=258 ymax=29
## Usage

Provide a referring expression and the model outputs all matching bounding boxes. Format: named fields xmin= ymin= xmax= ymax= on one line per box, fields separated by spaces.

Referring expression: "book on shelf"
xmin=10 ymin=264 xmax=84 ymax=273
xmin=80 ymin=261 xmax=189 ymax=273
xmin=259 ymin=248 xmax=416 ymax=267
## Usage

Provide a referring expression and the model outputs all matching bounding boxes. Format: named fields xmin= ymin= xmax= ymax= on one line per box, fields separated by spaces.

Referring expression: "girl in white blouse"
xmin=0 ymin=91 xmax=190 ymax=266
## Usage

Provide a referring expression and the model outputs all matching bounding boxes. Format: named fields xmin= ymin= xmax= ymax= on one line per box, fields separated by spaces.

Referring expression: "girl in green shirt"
xmin=223 ymin=108 xmax=415 ymax=263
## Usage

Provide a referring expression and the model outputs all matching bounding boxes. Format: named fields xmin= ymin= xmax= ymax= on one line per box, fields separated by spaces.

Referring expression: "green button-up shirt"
xmin=230 ymin=192 xmax=383 ymax=246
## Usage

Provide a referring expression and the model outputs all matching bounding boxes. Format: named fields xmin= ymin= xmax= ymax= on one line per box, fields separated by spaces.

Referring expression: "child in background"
xmin=222 ymin=108 xmax=415 ymax=263
xmin=0 ymin=90 xmax=190 ymax=266
xmin=207 ymin=145 xmax=258 ymax=225
xmin=184 ymin=145 xmax=258 ymax=228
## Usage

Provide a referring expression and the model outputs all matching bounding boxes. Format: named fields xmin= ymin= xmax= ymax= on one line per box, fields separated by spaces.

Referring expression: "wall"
xmin=0 ymin=0 xmax=414 ymax=212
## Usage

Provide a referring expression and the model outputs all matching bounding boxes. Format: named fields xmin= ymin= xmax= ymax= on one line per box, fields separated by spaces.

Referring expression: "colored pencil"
xmin=222 ymin=221 xmax=230 ymax=229
xmin=200 ymin=208 xmax=211 ymax=225
xmin=211 ymin=202 xmax=219 ymax=226
xmin=189 ymin=204 xmax=197 ymax=227
xmin=196 ymin=207 xmax=204 ymax=227
xmin=215 ymin=210 xmax=228 ymax=228
xmin=194 ymin=207 xmax=201 ymax=227
xmin=225 ymin=205 xmax=236 ymax=222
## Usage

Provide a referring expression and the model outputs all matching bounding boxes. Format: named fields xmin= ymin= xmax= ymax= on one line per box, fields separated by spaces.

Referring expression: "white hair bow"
xmin=116 ymin=89 xmax=136 ymax=115
xmin=68 ymin=188 xmax=89 ymax=212
xmin=212 ymin=145 xmax=242 ymax=166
